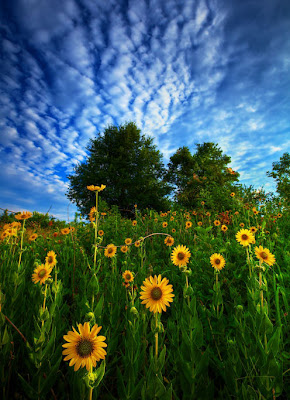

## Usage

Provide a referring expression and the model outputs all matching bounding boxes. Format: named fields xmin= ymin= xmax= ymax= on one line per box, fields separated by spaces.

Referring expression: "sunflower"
xmin=171 ymin=245 xmax=191 ymax=267
xmin=15 ymin=211 xmax=32 ymax=220
xmin=185 ymin=221 xmax=192 ymax=229
xmin=170 ymin=216 xmax=174 ymax=221
xmin=62 ymin=322 xmax=107 ymax=372
xmin=125 ymin=238 xmax=132 ymax=245
xmin=197 ymin=221 xmax=203 ymax=226
xmin=32 ymin=264 xmax=53 ymax=285
xmin=230 ymin=192 xmax=235 ymax=197
xmin=210 ymin=254 xmax=226 ymax=271
xmin=121 ymin=245 xmax=128 ymax=253
xmin=164 ymin=236 xmax=174 ymax=247
xmin=104 ymin=244 xmax=117 ymax=258
xmin=255 ymin=246 xmax=276 ymax=266
xmin=234 ymin=211 xmax=239 ymax=215
xmin=132 ymin=220 xmax=137 ymax=226
xmin=206 ymin=212 xmax=211 ymax=216
xmin=221 ymin=225 xmax=228 ymax=232
xmin=172 ymin=228 xmax=176 ymax=233
xmin=61 ymin=228 xmax=70 ymax=235
xmin=45 ymin=250 xmax=57 ymax=268
xmin=134 ymin=240 xmax=141 ymax=247
xmin=239 ymin=223 xmax=245 ymax=228
xmin=140 ymin=275 xmax=174 ymax=314
xmin=98 ymin=230 xmax=104 ymax=236
xmin=11 ymin=221 xmax=21 ymax=229
xmin=29 ymin=233 xmax=38 ymax=241
xmin=53 ymin=232 xmax=58 ymax=237
xmin=277 ymin=213 xmax=282 ymax=218
xmin=122 ymin=270 xmax=134 ymax=283
xmin=162 ymin=222 xmax=168 ymax=228
xmin=236 ymin=229 xmax=255 ymax=247
xmin=250 ymin=226 xmax=257 ymax=234
xmin=201 ymin=201 xmax=205 ymax=206
xmin=87 ymin=185 xmax=106 ymax=192
xmin=214 ymin=220 xmax=221 ymax=226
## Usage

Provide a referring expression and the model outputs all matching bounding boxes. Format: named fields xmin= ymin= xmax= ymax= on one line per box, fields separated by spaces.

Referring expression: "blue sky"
xmin=0 ymin=0 xmax=289 ymax=221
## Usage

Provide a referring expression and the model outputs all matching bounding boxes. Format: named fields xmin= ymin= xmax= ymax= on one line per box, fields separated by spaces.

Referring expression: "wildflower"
xmin=185 ymin=221 xmax=192 ymax=229
xmin=201 ymin=201 xmax=205 ymax=206
xmin=87 ymin=185 xmax=106 ymax=192
xmin=132 ymin=220 xmax=137 ymax=226
xmin=53 ymin=232 xmax=58 ymax=237
xmin=164 ymin=236 xmax=174 ymax=247
xmin=15 ymin=211 xmax=32 ymax=220
xmin=172 ymin=228 xmax=176 ymax=233
xmin=121 ymin=245 xmax=128 ymax=253
xmin=125 ymin=238 xmax=132 ymax=245
xmin=214 ymin=220 xmax=221 ymax=226
xmin=171 ymin=245 xmax=191 ymax=267
xmin=11 ymin=221 xmax=21 ymax=229
xmin=250 ymin=226 xmax=257 ymax=234
xmin=210 ymin=254 xmax=226 ymax=271
xmin=32 ymin=264 xmax=53 ymax=285
xmin=134 ymin=240 xmax=141 ymax=247
xmin=170 ymin=216 xmax=174 ymax=221
xmin=104 ymin=244 xmax=117 ymax=258
xmin=29 ymin=233 xmax=38 ymax=241
xmin=62 ymin=322 xmax=107 ymax=371
xmin=197 ymin=221 xmax=203 ymax=226
xmin=255 ymin=246 xmax=276 ymax=266
xmin=162 ymin=222 xmax=168 ymax=228
xmin=230 ymin=192 xmax=235 ymax=197
xmin=45 ymin=250 xmax=57 ymax=268
xmin=234 ymin=211 xmax=239 ymax=215
xmin=122 ymin=270 xmax=134 ymax=283
xmin=98 ymin=230 xmax=104 ymax=236
xmin=221 ymin=225 xmax=228 ymax=232
xmin=277 ymin=213 xmax=282 ymax=218
xmin=140 ymin=275 xmax=174 ymax=314
xmin=239 ymin=223 xmax=245 ymax=228
xmin=206 ymin=212 xmax=211 ymax=216
xmin=61 ymin=228 xmax=70 ymax=235
xmin=236 ymin=229 xmax=255 ymax=247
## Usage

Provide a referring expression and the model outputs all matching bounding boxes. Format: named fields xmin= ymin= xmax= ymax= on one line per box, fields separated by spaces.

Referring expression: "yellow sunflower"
xmin=171 ymin=245 xmax=191 ymax=267
xmin=197 ymin=221 xmax=203 ymax=226
xmin=134 ymin=240 xmax=141 ymax=247
xmin=164 ymin=236 xmax=174 ymax=247
xmin=62 ymin=322 xmax=107 ymax=372
xmin=140 ymin=275 xmax=174 ymax=314
xmin=87 ymin=184 xmax=106 ymax=192
xmin=104 ymin=244 xmax=117 ymax=258
xmin=172 ymin=228 xmax=176 ymax=233
xmin=15 ymin=211 xmax=32 ymax=220
xmin=250 ymin=226 xmax=257 ymax=234
xmin=32 ymin=264 xmax=53 ymax=285
xmin=61 ymin=228 xmax=70 ymax=235
xmin=162 ymin=222 xmax=168 ymax=228
xmin=122 ymin=270 xmax=134 ymax=283
xmin=121 ymin=245 xmax=128 ymax=253
xmin=255 ymin=246 xmax=276 ymax=266
xmin=185 ymin=221 xmax=192 ymax=229
xmin=236 ymin=229 xmax=255 ymax=247
xmin=125 ymin=238 xmax=132 ymax=245
xmin=221 ymin=225 xmax=228 ymax=232
xmin=210 ymin=253 xmax=226 ymax=271
xmin=132 ymin=220 xmax=137 ymax=226
xmin=214 ymin=220 xmax=221 ymax=226
xmin=98 ymin=230 xmax=104 ymax=236
xmin=29 ymin=233 xmax=38 ymax=241
xmin=45 ymin=250 xmax=57 ymax=268
xmin=230 ymin=192 xmax=235 ymax=197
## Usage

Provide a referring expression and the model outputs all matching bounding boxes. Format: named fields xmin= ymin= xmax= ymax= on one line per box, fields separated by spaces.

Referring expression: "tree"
xmin=66 ymin=122 xmax=172 ymax=217
xmin=267 ymin=152 xmax=290 ymax=201
xmin=165 ymin=143 xmax=239 ymax=210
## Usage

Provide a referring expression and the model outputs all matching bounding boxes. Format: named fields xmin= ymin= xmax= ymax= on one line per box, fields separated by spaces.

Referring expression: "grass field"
xmin=0 ymin=193 xmax=289 ymax=399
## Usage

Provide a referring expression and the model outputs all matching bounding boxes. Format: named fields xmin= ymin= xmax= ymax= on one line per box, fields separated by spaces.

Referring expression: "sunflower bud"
xmin=157 ymin=322 xmax=164 ymax=333
xmin=130 ymin=307 xmax=139 ymax=317
xmin=46 ymin=278 xmax=53 ymax=284
xmin=86 ymin=312 xmax=95 ymax=320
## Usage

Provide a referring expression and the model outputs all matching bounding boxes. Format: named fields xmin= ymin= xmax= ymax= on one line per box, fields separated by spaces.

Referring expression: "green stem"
xmin=155 ymin=313 xmax=158 ymax=361
xmin=89 ymin=366 xmax=93 ymax=400
xmin=17 ymin=219 xmax=26 ymax=270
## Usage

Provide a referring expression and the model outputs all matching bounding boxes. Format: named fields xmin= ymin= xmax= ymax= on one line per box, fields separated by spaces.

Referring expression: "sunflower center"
xmin=108 ymin=248 xmax=113 ymax=254
xmin=47 ymin=256 xmax=53 ymax=263
xmin=38 ymin=269 xmax=47 ymax=278
xmin=151 ymin=287 xmax=162 ymax=300
xmin=177 ymin=252 xmax=185 ymax=260
xmin=125 ymin=274 xmax=131 ymax=280
xmin=241 ymin=234 xmax=248 ymax=240
xmin=76 ymin=339 xmax=94 ymax=358
xmin=261 ymin=252 xmax=268 ymax=259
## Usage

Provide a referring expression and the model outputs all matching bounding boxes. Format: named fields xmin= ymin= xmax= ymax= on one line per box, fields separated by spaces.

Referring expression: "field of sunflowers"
xmin=0 ymin=186 xmax=289 ymax=399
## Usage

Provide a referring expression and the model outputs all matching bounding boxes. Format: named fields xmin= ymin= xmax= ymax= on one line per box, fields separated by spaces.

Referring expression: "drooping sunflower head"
xmin=62 ymin=322 xmax=107 ymax=371
xmin=171 ymin=245 xmax=191 ymax=267
xmin=104 ymin=244 xmax=117 ymax=258
xmin=255 ymin=246 xmax=276 ymax=266
xmin=210 ymin=253 xmax=226 ymax=271
xmin=32 ymin=264 xmax=53 ymax=285
xmin=45 ymin=250 xmax=57 ymax=268
xmin=122 ymin=270 xmax=134 ymax=283
xmin=164 ymin=236 xmax=174 ymax=247
xmin=87 ymin=184 xmax=106 ymax=192
xmin=140 ymin=275 xmax=174 ymax=314
xmin=236 ymin=229 xmax=255 ymax=247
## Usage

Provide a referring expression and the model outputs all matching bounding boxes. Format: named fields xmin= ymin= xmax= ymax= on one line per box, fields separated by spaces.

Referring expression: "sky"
xmin=0 ymin=0 xmax=290 ymax=221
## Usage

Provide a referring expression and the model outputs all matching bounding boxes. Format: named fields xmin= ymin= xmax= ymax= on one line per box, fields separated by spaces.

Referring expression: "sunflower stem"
xmin=89 ymin=366 xmax=93 ymax=400
xmin=155 ymin=312 xmax=158 ymax=361
xmin=93 ymin=191 xmax=99 ymax=271
xmin=17 ymin=219 xmax=26 ymax=270
xmin=42 ymin=284 xmax=47 ymax=327
xmin=246 ymin=247 xmax=251 ymax=278
xmin=259 ymin=259 xmax=263 ymax=311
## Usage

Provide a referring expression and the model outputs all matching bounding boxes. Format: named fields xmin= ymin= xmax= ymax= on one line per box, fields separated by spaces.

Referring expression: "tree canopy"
xmin=66 ymin=122 xmax=172 ymax=217
xmin=165 ymin=143 xmax=239 ymax=210
xmin=267 ymin=152 xmax=290 ymax=201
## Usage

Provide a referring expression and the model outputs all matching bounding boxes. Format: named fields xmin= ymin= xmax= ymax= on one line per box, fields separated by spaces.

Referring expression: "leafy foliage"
xmin=267 ymin=152 xmax=290 ymax=201
xmin=66 ymin=122 xmax=172 ymax=217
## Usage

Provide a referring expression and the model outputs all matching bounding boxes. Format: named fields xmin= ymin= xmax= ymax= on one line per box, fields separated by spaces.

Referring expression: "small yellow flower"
xmin=15 ymin=211 xmax=32 ymax=220
xmin=87 ymin=184 xmax=106 ymax=192
xmin=122 ymin=270 xmax=134 ymax=283
xmin=171 ymin=245 xmax=191 ymax=267
xmin=125 ymin=238 xmax=132 ymax=245
xmin=255 ymin=246 xmax=275 ymax=266
xmin=185 ymin=221 xmax=192 ymax=229
xmin=132 ymin=220 xmax=137 ymax=226
xmin=45 ymin=250 xmax=57 ymax=268
xmin=164 ymin=236 xmax=174 ymax=247
xmin=239 ymin=223 xmax=245 ymax=228
xmin=236 ymin=229 xmax=255 ymax=247
xmin=201 ymin=201 xmax=205 ymax=206
xmin=98 ymin=230 xmax=104 ymax=236
xmin=221 ymin=225 xmax=228 ymax=232
xmin=121 ymin=245 xmax=129 ymax=253
xmin=32 ymin=264 xmax=53 ymax=285
xmin=162 ymin=222 xmax=168 ymax=228
xmin=134 ymin=240 xmax=141 ymax=247
xmin=214 ymin=220 xmax=221 ymax=226
xmin=140 ymin=275 xmax=174 ymax=314
xmin=230 ymin=192 xmax=235 ymax=197
xmin=61 ymin=228 xmax=70 ymax=235
xmin=197 ymin=221 xmax=203 ymax=226
xmin=104 ymin=244 xmax=117 ymax=258
xmin=210 ymin=253 xmax=226 ymax=271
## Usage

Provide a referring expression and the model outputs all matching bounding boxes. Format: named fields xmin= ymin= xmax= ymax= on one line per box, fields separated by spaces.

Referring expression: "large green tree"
xmin=267 ymin=152 xmax=290 ymax=201
xmin=66 ymin=122 xmax=172 ymax=216
xmin=165 ymin=142 xmax=239 ymax=210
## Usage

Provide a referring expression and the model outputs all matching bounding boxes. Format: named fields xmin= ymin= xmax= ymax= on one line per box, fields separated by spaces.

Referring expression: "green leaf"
xmin=268 ymin=327 xmax=281 ymax=356
xmin=40 ymin=355 xmax=62 ymax=396
xmin=17 ymin=373 xmax=38 ymax=399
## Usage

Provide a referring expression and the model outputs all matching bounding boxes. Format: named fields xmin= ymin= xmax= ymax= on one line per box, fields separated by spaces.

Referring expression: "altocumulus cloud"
xmin=0 ymin=0 xmax=290 ymax=220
